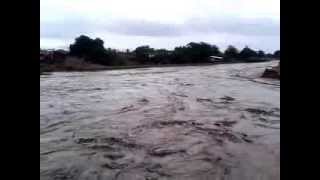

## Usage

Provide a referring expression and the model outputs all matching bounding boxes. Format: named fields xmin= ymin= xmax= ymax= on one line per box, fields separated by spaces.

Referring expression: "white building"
xmin=209 ymin=55 xmax=223 ymax=62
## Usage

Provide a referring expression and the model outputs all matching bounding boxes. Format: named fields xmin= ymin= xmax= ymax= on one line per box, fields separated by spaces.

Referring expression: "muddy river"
xmin=40 ymin=61 xmax=280 ymax=180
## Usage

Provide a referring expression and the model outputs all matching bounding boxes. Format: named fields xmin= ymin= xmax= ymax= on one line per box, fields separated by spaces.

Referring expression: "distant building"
xmin=40 ymin=49 xmax=68 ymax=62
xmin=40 ymin=50 xmax=53 ymax=61
xmin=209 ymin=55 xmax=223 ymax=62
xmin=53 ymin=50 xmax=68 ymax=61
xmin=148 ymin=54 xmax=156 ymax=58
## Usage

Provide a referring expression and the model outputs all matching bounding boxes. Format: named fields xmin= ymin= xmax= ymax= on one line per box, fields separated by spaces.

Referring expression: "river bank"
xmin=40 ymin=57 xmax=278 ymax=74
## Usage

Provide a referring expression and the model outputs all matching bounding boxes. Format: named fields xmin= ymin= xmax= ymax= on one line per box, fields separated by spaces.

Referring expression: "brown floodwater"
xmin=40 ymin=61 xmax=280 ymax=180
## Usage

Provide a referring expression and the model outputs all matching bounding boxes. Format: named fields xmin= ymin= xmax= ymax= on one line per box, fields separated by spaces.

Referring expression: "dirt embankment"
xmin=41 ymin=56 xmax=278 ymax=74
xmin=40 ymin=57 xmax=109 ymax=73
xmin=40 ymin=59 xmax=224 ymax=73
xmin=261 ymin=62 xmax=280 ymax=79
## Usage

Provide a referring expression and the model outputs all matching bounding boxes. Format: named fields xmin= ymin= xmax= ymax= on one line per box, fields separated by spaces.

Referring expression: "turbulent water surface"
xmin=40 ymin=61 xmax=280 ymax=180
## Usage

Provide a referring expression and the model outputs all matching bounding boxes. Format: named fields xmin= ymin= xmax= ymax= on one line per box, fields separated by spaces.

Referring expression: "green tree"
xmin=273 ymin=50 xmax=280 ymax=59
xmin=239 ymin=46 xmax=258 ymax=59
xmin=224 ymin=45 xmax=239 ymax=60
xmin=69 ymin=35 xmax=104 ymax=57
xmin=211 ymin=45 xmax=222 ymax=56
xmin=69 ymin=35 xmax=116 ymax=65
xmin=171 ymin=46 xmax=190 ymax=64
xmin=266 ymin=53 xmax=273 ymax=58
xmin=134 ymin=45 xmax=154 ymax=64
xmin=257 ymin=50 xmax=266 ymax=58
xmin=150 ymin=49 xmax=172 ymax=64
xmin=185 ymin=42 xmax=213 ymax=62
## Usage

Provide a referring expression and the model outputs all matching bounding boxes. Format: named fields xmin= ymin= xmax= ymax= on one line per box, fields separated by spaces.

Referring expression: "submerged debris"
xmin=214 ymin=120 xmax=237 ymax=127
xmin=103 ymin=152 xmax=125 ymax=160
xmin=149 ymin=147 xmax=186 ymax=157
xmin=220 ymin=96 xmax=235 ymax=101
xmin=196 ymin=98 xmax=213 ymax=102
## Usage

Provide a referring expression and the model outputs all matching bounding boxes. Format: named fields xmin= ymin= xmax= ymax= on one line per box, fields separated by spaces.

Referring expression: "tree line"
xmin=61 ymin=35 xmax=280 ymax=66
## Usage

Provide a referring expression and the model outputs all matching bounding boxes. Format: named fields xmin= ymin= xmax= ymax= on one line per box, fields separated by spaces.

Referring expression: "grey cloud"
xmin=103 ymin=17 xmax=279 ymax=37
xmin=104 ymin=20 xmax=182 ymax=37
xmin=40 ymin=19 xmax=98 ymax=39
xmin=185 ymin=17 xmax=279 ymax=36
xmin=41 ymin=17 xmax=279 ymax=39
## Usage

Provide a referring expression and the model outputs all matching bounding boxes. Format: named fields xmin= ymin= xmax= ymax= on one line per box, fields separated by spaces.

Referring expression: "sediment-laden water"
xmin=40 ymin=61 xmax=280 ymax=180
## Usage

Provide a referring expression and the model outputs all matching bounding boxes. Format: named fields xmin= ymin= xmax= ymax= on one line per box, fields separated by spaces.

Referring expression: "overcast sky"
xmin=40 ymin=0 xmax=280 ymax=53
